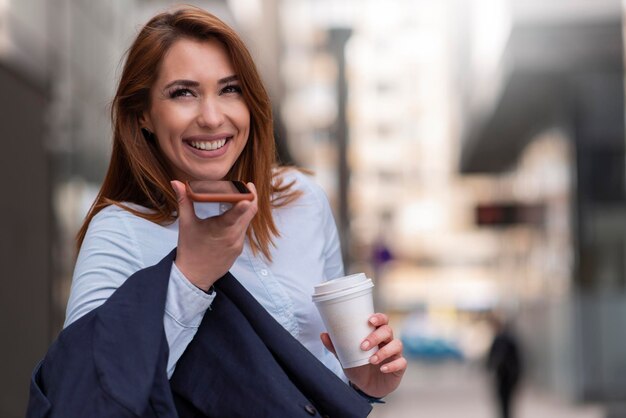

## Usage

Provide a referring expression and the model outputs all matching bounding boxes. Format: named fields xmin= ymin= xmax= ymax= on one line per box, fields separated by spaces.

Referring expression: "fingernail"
xmin=170 ymin=181 xmax=180 ymax=198
xmin=381 ymin=365 xmax=389 ymax=373
xmin=369 ymin=317 xmax=378 ymax=326
xmin=361 ymin=340 xmax=370 ymax=350
xmin=370 ymin=355 xmax=379 ymax=364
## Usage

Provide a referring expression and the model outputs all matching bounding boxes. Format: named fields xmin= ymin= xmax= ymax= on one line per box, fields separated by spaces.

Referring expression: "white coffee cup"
xmin=312 ymin=273 xmax=377 ymax=368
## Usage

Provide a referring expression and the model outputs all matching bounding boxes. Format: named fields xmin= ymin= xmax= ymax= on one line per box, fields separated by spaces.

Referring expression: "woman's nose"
xmin=196 ymin=98 xmax=225 ymax=128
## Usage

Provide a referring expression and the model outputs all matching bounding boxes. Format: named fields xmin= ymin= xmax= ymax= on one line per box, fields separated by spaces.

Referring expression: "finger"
xmin=320 ymin=332 xmax=337 ymax=355
xmin=216 ymin=202 xmax=256 ymax=237
xmin=172 ymin=180 xmax=197 ymax=226
xmin=369 ymin=339 xmax=403 ymax=365
xmin=221 ymin=199 xmax=252 ymax=219
xmin=361 ymin=324 xmax=393 ymax=351
xmin=379 ymin=356 xmax=408 ymax=375
xmin=237 ymin=190 xmax=258 ymax=226
xmin=246 ymin=182 xmax=258 ymax=202
xmin=239 ymin=182 xmax=258 ymax=223
xmin=225 ymin=183 xmax=258 ymax=229
xmin=218 ymin=182 xmax=258 ymax=225
xmin=368 ymin=313 xmax=389 ymax=327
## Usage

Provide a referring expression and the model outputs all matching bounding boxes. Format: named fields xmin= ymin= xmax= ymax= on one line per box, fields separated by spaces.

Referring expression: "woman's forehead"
xmin=157 ymin=38 xmax=236 ymax=83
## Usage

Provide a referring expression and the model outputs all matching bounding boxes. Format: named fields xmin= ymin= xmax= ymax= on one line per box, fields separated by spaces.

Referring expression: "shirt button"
xmin=260 ymin=269 xmax=268 ymax=276
xmin=304 ymin=404 xmax=317 ymax=415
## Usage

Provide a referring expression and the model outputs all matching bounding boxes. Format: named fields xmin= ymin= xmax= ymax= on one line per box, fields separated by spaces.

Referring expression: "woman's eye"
xmin=169 ymin=88 xmax=195 ymax=98
xmin=221 ymin=84 xmax=242 ymax=95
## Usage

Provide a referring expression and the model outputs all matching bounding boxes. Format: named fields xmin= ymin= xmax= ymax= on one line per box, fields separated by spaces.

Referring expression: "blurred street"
xmin=3 ymin=0 xmax=626 ymax=416
xmin=370 ymin=361 xmax=604 ymax=418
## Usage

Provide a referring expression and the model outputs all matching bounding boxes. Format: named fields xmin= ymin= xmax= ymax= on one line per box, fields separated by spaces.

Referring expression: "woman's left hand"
xmin=320 ymin=313 xmax=407 ymax=399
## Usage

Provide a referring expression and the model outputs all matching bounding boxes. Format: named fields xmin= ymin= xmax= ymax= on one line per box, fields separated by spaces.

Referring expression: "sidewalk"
xmin=369 ymin=361 xmax=605 ymax=418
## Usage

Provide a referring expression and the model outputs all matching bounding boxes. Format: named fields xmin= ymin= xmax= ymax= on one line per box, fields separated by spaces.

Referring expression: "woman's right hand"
xmin=170 ymin=180 xmax=258 ymax=291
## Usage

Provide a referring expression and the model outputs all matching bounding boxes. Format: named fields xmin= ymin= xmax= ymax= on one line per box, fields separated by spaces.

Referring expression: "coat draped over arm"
xmin=27 ymin=249 xmax=372 ymax=418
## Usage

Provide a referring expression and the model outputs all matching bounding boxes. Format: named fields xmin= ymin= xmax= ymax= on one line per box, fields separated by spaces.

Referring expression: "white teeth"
xmin=190 ymin=139 xmax=227 ymax=151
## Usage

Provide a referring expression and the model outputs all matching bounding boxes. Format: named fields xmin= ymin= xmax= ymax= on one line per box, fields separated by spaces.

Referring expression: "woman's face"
xmin=142 ymin=37 xmax=250 ymax=181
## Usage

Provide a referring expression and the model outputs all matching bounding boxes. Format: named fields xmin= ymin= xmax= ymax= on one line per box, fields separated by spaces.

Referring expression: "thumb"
xmin=170 ymin=180 xmax=196 ymax=224
xmin=320 ymin=332 xmax=337 ymax=356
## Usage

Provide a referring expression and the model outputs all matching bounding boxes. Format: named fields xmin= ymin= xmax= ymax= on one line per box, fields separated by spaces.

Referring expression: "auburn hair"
xmin=77 ymin=5 xmax=298 ymax=260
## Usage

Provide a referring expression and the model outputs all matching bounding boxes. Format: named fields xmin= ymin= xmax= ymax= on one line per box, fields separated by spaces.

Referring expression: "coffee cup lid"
xmin=313 ymin=273 xmax=369 ymax=295
xmin=312 ymin=280 xmax=374 ymax=303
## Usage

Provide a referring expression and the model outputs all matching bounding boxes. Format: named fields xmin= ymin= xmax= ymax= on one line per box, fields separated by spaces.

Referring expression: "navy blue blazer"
xmin=27 ymin=249 xmax=372 ymax=418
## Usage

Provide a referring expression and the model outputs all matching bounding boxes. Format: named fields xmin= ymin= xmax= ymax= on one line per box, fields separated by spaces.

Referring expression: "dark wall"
xmin=0 ymin=63 xmax=50 ymax=417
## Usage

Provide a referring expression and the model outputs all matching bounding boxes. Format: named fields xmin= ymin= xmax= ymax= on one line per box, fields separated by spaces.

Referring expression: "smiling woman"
xmin=27 ymin=5 xmax=406 ymax=418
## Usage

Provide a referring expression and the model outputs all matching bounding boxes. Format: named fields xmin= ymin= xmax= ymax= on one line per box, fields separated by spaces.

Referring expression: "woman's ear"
xmin=139 ymin=112 xmax=153 ymax=132
xmin=139 ymin=112 xmax=154 ymax=141
xmin=139 ymin=113 xmax=155 ymax=141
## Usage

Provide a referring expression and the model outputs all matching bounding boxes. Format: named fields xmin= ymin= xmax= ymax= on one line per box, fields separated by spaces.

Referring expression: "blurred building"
xmin=459 ymin=0 xmax=626 ymax=406
xmin=278 ymin=0 xmax=626 ymax=412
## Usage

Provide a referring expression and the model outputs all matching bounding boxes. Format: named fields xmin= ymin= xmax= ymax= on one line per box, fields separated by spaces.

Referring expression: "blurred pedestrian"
xmin=27 ymin=5 xmax=406 ymax=417
xmin=487 ymin=313 xmax=523 ymax=418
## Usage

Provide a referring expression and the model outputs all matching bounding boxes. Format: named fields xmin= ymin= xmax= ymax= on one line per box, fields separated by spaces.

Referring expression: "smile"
xmin=189 ymin=138 xmax=228 ymax=151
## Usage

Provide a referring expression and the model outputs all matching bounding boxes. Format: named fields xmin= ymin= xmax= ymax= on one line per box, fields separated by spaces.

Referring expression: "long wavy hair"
xmin=77 ymin=6 xmax=298 ymax=260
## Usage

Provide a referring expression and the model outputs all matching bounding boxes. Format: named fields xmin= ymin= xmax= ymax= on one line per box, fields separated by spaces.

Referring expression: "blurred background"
xmin=2 ymin=0 xmax=626 ymax=417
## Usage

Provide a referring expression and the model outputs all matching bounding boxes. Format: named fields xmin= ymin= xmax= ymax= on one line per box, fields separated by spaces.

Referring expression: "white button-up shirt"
xmin=65 ymin=170 xmax=346 ymax=380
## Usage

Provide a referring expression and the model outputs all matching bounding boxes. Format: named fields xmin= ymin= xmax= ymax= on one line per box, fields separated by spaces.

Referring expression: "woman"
xmin=29 ymin=6 xmax=405 ymax=417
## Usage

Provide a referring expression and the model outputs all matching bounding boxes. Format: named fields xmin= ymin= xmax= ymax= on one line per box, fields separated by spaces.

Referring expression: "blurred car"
xmin=401 ymin=334 xmax=464 ymax=361
xmin=400 ymin=309 xmax=464 ymax=361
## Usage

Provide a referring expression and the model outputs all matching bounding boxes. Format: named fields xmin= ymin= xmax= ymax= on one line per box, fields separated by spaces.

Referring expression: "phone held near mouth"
xmin=185 ymin=180 xmax=253 ymax=203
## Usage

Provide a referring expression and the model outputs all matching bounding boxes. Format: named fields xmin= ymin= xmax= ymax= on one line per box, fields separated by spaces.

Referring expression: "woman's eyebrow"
xmin=163 ymin=75 xmax=238 ymax=90
xmin=163 ymin=79 xmax=199 ymax=90
xmin=218 ymin=75 xmax=238 ymax=84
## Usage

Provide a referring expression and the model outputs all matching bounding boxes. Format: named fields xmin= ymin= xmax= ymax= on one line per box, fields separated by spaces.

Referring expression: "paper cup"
xmin=312 ymin=273 xmax=376 ymax=368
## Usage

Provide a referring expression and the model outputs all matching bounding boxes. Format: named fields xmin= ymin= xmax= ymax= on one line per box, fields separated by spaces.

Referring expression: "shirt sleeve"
xmin=65 ymin=208 xmax=214 ymax=378
xmin=164 ymin=262 xmax=215 ymax=377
